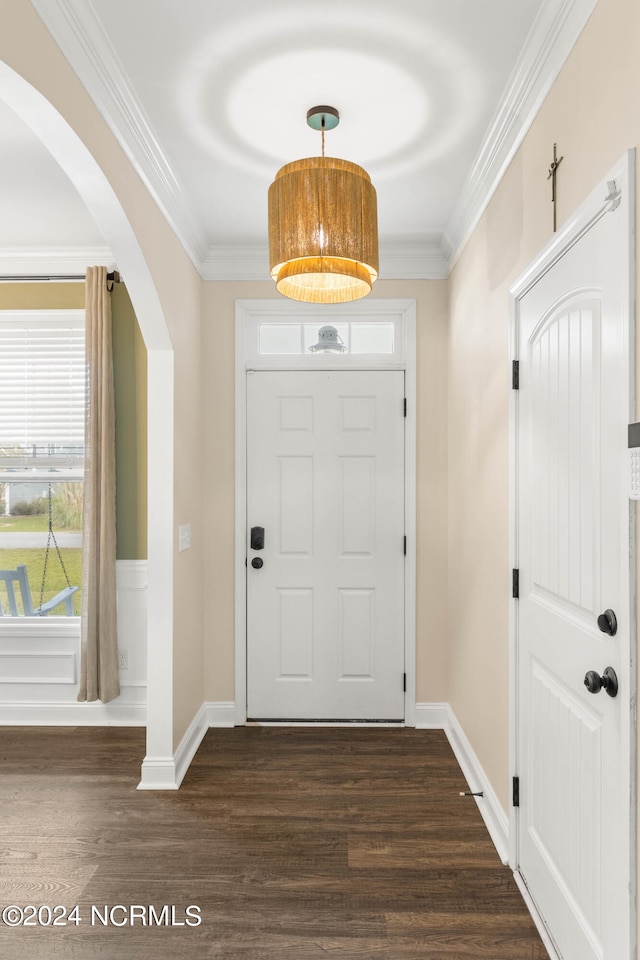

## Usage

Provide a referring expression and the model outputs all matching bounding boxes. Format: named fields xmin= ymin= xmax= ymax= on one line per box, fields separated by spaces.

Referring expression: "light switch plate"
xmin=179 ymin=523 xmax=191 ymax=551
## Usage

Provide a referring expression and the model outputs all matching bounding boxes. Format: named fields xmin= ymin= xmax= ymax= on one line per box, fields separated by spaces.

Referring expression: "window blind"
xmin=0 ymin=312 xmax=85 ymax=471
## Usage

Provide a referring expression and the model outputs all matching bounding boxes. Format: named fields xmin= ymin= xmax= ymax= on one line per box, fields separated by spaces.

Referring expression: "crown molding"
xmin=0 ymin=245 xmax=113 ymax=276
xmin=442 ymin=0 xmax=599 ymax=271
xmin=30 ymin=0 xmax=209 ymax=270
xmin=202 ymin=246 xmax=270 ymax=282
xmin=202 ymin=241 xmax=448 ymax=282
xmin=30 ymin=0 xmax=597 ymax=282
xmin=379 ymin=241 xmax=448 ymax=280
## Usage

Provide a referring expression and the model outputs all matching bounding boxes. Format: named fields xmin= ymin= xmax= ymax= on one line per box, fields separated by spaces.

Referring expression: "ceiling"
xmin=0 ymin=0 xmax=596 ymax=280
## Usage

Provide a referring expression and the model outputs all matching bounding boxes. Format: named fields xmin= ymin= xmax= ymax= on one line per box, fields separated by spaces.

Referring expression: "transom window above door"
xmin=238 ymin=299 xmax=412 ymax=369
xmin=259 ymin=321 xmax=395 ymax=356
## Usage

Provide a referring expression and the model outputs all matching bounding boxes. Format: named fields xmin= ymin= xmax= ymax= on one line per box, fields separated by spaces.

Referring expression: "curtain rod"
xmin=0 ymin=271 xmax=121 ymax=283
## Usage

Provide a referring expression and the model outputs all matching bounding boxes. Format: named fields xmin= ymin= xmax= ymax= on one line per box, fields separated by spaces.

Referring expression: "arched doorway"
xmin=0 ymin=60 xmax=175 ymax=784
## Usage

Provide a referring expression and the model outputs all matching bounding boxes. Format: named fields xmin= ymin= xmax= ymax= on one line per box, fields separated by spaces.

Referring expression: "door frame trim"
xmin=508 ymin=150 xmax=636 ymax=950
xmin=234 ymin=298 xmax=417 ymax=726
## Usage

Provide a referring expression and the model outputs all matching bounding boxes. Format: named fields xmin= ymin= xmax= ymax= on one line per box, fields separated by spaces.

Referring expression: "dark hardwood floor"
xmin=0 ymin=725 xmax=549 ymax=959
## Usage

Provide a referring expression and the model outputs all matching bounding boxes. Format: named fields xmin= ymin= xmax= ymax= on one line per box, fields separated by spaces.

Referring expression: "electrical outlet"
xmin=118 ymin=648 xmax=128 ymax=670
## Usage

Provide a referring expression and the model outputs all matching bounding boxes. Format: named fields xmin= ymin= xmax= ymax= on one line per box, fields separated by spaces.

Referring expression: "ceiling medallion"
xmin=268 ymin=106 xmax=379 ymax=304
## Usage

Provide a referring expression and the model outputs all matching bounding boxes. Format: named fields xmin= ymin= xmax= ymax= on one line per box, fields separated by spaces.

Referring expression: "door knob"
xmin=584 ymin=666 xmax=618 ymax=697
xmin=251 ymin=557 xmax=264 ymax=569
xmin=597 ymin=609 xmax=617 ymax=636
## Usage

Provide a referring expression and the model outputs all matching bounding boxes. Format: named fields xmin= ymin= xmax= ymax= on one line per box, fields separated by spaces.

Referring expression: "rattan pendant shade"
xmin=268 ymin=110 xmax=378 ymax=304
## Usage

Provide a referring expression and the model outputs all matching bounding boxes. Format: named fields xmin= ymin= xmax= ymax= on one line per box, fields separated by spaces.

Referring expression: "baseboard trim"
xmin=137 ymin=757 xmax=180 ymax=790
xmin=443 ymin=705 xmax=509 ymax=864
xmin=173 ymin=703 xmax=210 ymax=788
xmin=414 ymin=702 xmax=450 ymax=728
xmin=138 ymin=701 xmax=237 ymax=790
xmin=414 ymin=702 xmax=509 ymax=863
xmin=0 ymin=699 xmax=146 ymax=726
xmin=513 ymin=870 xmax=559 ymax=960
xmin=205 ymin=701 xmax=236 ymax=727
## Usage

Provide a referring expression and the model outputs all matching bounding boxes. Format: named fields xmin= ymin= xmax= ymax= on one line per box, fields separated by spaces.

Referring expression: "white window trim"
xmin=234 ymin=298 xmax=417 ymax=726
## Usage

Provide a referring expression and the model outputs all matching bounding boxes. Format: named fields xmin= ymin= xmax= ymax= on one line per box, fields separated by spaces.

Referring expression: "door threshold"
xmin=246 ymin=718 xmax=405 ymax=726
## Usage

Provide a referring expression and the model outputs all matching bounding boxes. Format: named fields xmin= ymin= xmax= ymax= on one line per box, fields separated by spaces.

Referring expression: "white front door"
xmin=246 ymin=370 xmax=405 ymax=720
xmin=516 ymin=195 xmax=633 ymax=959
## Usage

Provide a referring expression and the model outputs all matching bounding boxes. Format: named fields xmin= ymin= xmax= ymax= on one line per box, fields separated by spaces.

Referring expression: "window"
xmin=0 ymin=310 xmax=84 ymax=617
xmin=258 ymin=320 xmax=395 ymax=356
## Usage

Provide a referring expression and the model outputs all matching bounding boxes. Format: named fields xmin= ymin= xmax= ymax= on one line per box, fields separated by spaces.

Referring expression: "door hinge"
xmin=403 ymin=672 xmax=407 ymax=693
xmin=512 ymin=360 xmax=519 ymax=390
xmin=512 ymin=568 xmax=519 ymax=599
xmin=512 ymin=776 xmax=520 ymax=807
xmin=403 ymin=535 xmax=407 ymax=555
xmin=404 ymin=398 xmax=407 ymax=417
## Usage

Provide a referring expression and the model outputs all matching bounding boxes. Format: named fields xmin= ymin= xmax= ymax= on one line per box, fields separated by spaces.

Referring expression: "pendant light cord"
xmin=321 ymin=116 xmax=325 ymax=157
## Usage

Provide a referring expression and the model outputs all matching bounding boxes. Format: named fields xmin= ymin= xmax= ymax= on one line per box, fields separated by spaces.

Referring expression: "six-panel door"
xmin=246 ymin=370 xmax=405 ymax=720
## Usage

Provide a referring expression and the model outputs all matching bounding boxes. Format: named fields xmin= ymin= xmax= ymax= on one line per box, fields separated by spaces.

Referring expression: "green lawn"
xmin=0 ymin=514 xmax=51 ymax=533
xmin=0 ymin=547 xmax=82 ymax=616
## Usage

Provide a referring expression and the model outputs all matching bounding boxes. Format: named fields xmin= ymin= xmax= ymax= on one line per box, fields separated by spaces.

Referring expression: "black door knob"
xmin=251 ymin=557 xmax=264 ymax=569
xmin=584 ymin=666 xmax=618 ymax=698
xmin=597 ymin=609 xmax=617 ymax=636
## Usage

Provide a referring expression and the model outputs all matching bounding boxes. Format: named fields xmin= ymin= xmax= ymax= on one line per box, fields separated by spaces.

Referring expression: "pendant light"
xmin=268 ymin=106 xmax=379 ymax=303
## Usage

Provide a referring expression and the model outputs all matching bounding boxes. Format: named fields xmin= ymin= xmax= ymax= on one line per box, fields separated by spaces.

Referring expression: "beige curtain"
xmin=78 ymin=266 xmax=119 ymax=703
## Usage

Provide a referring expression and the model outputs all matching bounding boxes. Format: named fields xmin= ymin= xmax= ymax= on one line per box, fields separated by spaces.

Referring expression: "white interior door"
xmin=246 ymin=370 xmax=405 ymax=720
xmin=516 ymin=197 xmax=633 ymax=959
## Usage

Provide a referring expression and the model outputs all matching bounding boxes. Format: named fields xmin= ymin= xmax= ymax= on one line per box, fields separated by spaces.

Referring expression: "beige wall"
xmin=201 ymin=278 xmax=449 ymax=705
xmin=1 ymin=1 xmax=205 ymax=748
xmin=448 ymin=0 xmax=640 ymax=810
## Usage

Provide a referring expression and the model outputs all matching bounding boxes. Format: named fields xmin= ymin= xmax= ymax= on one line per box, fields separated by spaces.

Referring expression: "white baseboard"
xmin=205 ymin=701 xmax=236 ymax=727
xmin=513 ymin=870 xmax=560 ymax=960
xmin=443 ymin=705 xmax=509 ymax=864
xmin=138 ymin=701 xmax=237 ymax=790
xmin=137 ymin=757 xmax=180 ymax=790
xmin=173 ymin=702 xmax=210 ymax=788
xmin=414 ymin=702 xmax=450 ymax=728
xmin=415 ymin=701 xmax=509 ymax=864
xmin=0 ymin=698 xmax=145 ymax=725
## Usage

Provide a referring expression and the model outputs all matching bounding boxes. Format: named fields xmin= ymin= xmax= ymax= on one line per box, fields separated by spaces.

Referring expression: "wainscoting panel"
xmin=0 ymin=560 xmax=147 ymax=724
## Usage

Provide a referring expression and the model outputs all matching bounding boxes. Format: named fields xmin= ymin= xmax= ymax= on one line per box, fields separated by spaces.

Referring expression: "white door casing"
xmin=246 ymin=370 xmax=405 ymax=720
xmin=510 ymin=153 xmax=635 ymax=960
xmin=234 ymin=299 xmax=417 ymax=726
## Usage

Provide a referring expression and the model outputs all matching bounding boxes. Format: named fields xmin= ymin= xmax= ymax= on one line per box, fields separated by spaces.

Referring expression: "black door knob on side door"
xmin=597 ymin=609 xmax=617 ymax=636
xmin=251 ymin=557 xmax=264 ymax=569
xmin=584 ymin=667 xmax=618 ymax=698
